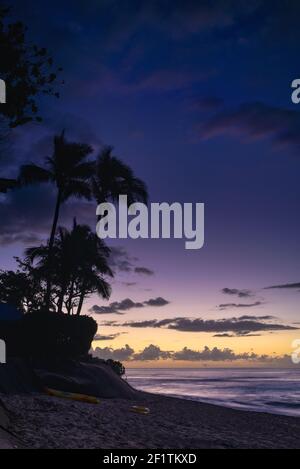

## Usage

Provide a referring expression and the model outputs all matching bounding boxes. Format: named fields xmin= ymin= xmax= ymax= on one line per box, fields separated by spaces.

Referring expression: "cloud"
xmin=109 ymin=248 xmax=154 ymax=277
xmin=90 ymin=296 xmax=169 ymax=314
xmin=120 ymin=319 xmax=159 ymax=328
xmin=133 ymin=344 xmax=172 ymax=361
xmin=0 ymin=185 xmax=56 ymax=246
xmin=213 ymin=332 xmax=261 ymax=338
xmin=213 ymin=333 xmax=234 ymax=338
xmin=93 ymin=333 xmax=125 ymax=341
xmin=0 ymin=233 xmax=42 ymax=246
xmin=144 ymin=297 xmax=170 ymax=307
xmin=109 ymin=247 xmax=136 ymax=273
xmin=199 ymin=103 xmax=300 ymax=150
xmin=218 ymin=301 xmax=263 ymax=310
xmin=134 ymin=267 xmax=154 ymax=276
xmin=265 ymin=282 xmax=300 ymax=290
xmin=0 ymin=160 xmax=97 ymax=248
xmin=93 ymin=344 xmax=134 ymax=361
xmin=222 ymin=288 xmax=253 ymax=298
xmin=92 ymin=343 xmax=292 ymax=365
xmin=238 ymin=315 xmax=275 ymax=321
xmin=172 ymin=346 xmax=258 ymax=361
xmin=116 ymin=315 xmax=297 ymax=336
xmin=90 ymin=298 xmax=144 ymax=315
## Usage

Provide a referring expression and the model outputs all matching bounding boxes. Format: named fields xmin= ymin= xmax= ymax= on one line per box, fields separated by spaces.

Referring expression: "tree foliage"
xmin=24 ymin=220 xmax=113 ymax=315
xmin=0 ymin=5 xmax=62 ymax=127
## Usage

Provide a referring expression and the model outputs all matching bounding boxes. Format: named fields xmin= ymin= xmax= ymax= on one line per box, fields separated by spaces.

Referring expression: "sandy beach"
xmin=1 ymin=392 xmax=300 ymax=449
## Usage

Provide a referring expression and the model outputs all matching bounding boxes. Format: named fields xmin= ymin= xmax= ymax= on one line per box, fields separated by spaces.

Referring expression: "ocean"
xmin=126 ymin=368 xmax=300 ymax=417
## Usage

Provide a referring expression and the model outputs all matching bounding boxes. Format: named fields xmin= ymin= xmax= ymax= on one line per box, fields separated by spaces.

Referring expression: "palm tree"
xmin=25 ymin=227 xmax=72 ymax=313
xmin=56 ymin=220 xmax=112 ymax=315
xmin=25 ymin=220 xmax=113 ymax=315
xmin=19 ymin=131 xmax=94 ymax=309
xmin=91 ymin=146 xmax=148 ymax=206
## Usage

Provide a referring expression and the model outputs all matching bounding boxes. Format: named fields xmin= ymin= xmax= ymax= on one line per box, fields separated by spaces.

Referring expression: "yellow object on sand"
xmin=45 ymin=388 xmax=100 ymax=404
xmin=130 ymin=405 xmax=150 ymax=415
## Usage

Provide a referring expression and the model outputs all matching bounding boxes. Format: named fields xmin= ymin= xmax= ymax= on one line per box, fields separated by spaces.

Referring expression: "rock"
xmin=35 ymin=360 xmax=138 ymax=399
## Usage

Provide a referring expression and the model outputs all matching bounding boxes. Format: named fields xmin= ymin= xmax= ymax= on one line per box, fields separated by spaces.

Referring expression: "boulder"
xmin=35 ymin=360 xmax=138 ymax=399
xmin=0 ymin=359 xmax=138 ymax=399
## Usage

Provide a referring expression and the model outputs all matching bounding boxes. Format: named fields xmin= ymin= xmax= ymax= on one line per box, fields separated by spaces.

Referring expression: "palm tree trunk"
xmin=57 ymin=284 xmax=67 ymax=314
xmin=44 ymin=188 xmax=62 ymax=311
xmin=76 ymin=290 xmax=85 ymax=315
xmin=66 ymin=278 xmax=75 ymax=315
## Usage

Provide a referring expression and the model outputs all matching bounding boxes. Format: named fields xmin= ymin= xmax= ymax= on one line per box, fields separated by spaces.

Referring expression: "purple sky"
xmin=1 ymin=1 xmax=300 ymax=366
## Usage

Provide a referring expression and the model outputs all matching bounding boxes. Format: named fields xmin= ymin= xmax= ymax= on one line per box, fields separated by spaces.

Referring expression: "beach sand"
xmin=1 ymin=392 xmax=300 ymax=449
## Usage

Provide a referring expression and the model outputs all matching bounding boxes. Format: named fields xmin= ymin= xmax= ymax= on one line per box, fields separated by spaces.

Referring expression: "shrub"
xmin=0 ymin=312 xmax=98 ymax=359
xmin=105 ymin=359 xmax=125 ymax=377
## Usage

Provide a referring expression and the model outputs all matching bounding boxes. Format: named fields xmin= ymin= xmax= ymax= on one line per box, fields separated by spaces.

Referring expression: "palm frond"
xmin=93 ymin=146 xmax=148 ymax=205
xmin=70 ymin=161 xmax=95 ymax=180
xmin=93 ymin=276 xmax=112 ymax=300
xmin=61 ymin=179 xmax=91 ymax=201
xmin=19 ymin=164 xmax=52 ymax=186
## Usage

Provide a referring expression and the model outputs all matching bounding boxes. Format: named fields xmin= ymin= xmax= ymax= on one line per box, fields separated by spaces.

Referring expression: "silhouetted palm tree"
xmin=69 ymin=220 xmax=112 ymax=315
xmin=25 ymin=220 xmax=112 ymax=315
xmin=91 ymin=146 xmax=148 ymax=206
xmin=19 ymin=131 xmax=94 ymax=309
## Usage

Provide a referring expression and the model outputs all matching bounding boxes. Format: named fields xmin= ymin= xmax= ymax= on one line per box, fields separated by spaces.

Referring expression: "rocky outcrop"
xmin=34 ymin=360 xmax=138 ymax=399
xmin=0 ymin=359 xmax=138 ymax=399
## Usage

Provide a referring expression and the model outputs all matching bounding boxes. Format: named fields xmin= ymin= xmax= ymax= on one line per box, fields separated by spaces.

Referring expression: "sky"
xmin=1 ymin=0 xmax=300 ymax=367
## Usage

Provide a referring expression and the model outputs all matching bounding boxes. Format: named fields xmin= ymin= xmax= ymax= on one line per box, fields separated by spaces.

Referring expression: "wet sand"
xmin=2 ymin=392 xmax=300 ymax=449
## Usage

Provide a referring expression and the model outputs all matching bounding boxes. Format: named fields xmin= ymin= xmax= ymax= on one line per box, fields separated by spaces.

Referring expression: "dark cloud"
xmin=238 ymin=315 xmax=275 ymax=321
xmin=109 ymin=247 xmax=136 ymax=273
xmin=108 ymin=248 xmax=154 ymax=277
xmin=121 ymin=319 xmax=159 ymax=328
xmin=134 ymin=267 xmax=154 ymax=276
xmin=222 ymin=288 xmax=253 ymax=298
xmin=0 ymin=165 xmax=97 ymax=248
xmin=144 ymin=297 xmax=170 ymax=307
xmin=218 ymin=301 xmax=263 ymax=310
xmin=117 ymin=316 xmax=297 ymax=336
xmin=0 ymin=233 xmax=41 ymax=247
xmin=90 ymin=296 xmax=169 ymax=314
xmin=90 ymin=298 xmax=144 ymax=315
xmin=122 ymin=282 xmax=137 ymax=287
xmin=213 ymin=331 xmax=262 ymax=338
xmin=199 ymin=103 xmax=300 ymax=150
xmin=0 ymin=185 xmax=55 ymax=246
xmin=265 ymin=282 xmax=300 ymax=290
